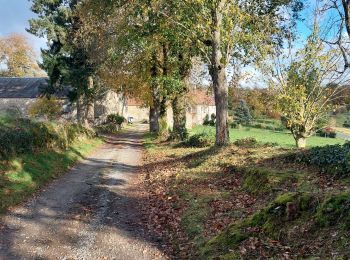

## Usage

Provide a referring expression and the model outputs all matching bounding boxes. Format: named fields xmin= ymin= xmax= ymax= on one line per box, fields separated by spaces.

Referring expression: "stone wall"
xmin=0 ymin=98 xmax=38 ymax=116
xmin=94 ymin=91 xmax=125 ymax=123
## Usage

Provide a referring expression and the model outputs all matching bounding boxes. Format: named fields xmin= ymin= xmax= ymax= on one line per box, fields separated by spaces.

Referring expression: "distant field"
xmin=192 ymin=125 xmax=345 ymax=148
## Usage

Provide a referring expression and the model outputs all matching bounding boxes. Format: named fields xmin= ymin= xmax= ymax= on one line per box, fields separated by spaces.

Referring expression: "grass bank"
xmin=0 ymin=113 xmax=103 ymax=213
xmin=192 ymin=125 xmax=345 ymax=148
xmin=140 ymin=135 xmax=350 ymax=259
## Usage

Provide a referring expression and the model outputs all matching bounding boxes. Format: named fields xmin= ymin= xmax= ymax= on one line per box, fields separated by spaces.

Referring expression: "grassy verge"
xmin=0 ymin=137 xmax=103 ymax=213
xmin=192 ymin=125 xmax=345 ymax=148
xmin=140 ymin=136 xmax=350 ymax=259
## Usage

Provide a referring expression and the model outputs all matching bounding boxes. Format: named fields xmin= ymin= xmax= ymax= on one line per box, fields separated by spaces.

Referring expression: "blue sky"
xmin=0 ymin=0 xmax=46 ymax=56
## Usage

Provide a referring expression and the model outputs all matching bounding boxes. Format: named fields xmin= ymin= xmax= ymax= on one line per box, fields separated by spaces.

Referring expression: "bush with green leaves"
xmin=106 ymin=114 xmax=125 ymax=126
xmin=28 ymin=97 xmax=62 ymax=120
xmin=203 ymin=113 xmax=216 ymax=126
xmin=343 ymin=120 xmax=350 ymax=128
xmin=289 ymin=143 xmax=350 ymax=176
xmin=0 ymin=118 xmax=95 ymax=161
xmin=316 ymin=128 xmax=337 ymax=138
xmin=184 ymin=132 xmax=213 ymax=147
xmin=230 ymin=121 xmax=242 ymax=129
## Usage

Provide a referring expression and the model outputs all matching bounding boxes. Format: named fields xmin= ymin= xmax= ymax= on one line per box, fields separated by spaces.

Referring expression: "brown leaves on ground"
xmin=138 ymin=141 xmax=350 ymax=259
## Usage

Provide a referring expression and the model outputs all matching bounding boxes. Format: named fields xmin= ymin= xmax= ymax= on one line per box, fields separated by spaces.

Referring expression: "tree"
xmin=77 ymin=0 xmax=195 ymax=138
xmin=234 ymin=100 xmax=252 ymax=125
xmin=273 ymin=28 xmax=344 ymax=148
xmin=0 ymin=33 xmax=44 ymax=77
xmin=165 ymin=0 xmax=304 ymax=145
xmin=320 ymin=0 xmax=350 ymax=71
xmin=28 ymin=0 xmax=98 ymax=126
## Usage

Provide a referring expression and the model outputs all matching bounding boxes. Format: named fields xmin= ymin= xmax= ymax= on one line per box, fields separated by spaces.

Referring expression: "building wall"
xmin=189 ymin=105 xmax=216 ymax=126
xmin=0 ymin=98 xmax=38 ymax=116
xmin=126 ymin=105 xmax=149 ymax=123
xmin=94 ymin=91 xmax=125 ymax=123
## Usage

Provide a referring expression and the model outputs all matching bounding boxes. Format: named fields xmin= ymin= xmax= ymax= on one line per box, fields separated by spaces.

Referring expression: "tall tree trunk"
xmin=295 ymin=136 xmax=306 ymax=148
xmin=76 ymin=92 xmax=83 ymax=124
xmin=149 ymin=106 xmax=160 ymax=133
xmin=209 ymin=2 xmax=229 ymax=146
xmin=172 ymin=93 xmax=187 ymax=140
xmin=149 ymin=51 xmax=161 ymax=134
xmin=83 ymin=76 xmax=95 ymax=127
xmin=172 ymin=53 xmax=190 ymax=140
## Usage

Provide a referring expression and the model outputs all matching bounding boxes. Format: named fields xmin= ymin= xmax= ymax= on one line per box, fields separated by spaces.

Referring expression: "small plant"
xmin=184 ymin=132 xmax=213 ymax=147
xmin=203 ymin=113 xmax=216 ymax=126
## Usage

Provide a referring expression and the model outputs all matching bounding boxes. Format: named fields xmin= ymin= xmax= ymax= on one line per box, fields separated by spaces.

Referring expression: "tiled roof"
xmin=128 ymin=97 xmax=143 ymax=106
xmin=0 ymin=77 xmax=68 ymax=98
xmin=189 ymin=89 xmax=215 ymax=106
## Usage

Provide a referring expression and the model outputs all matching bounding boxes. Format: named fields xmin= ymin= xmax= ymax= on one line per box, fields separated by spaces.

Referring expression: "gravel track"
xmin=0 ymin=125 xmax=166 ymax=260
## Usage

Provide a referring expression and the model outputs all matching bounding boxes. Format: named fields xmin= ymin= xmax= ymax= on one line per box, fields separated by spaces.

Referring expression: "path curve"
xmin=0 ymin=124 xmax=166 ymax=260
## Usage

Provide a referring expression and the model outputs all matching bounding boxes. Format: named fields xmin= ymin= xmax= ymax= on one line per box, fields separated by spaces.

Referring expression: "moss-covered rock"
xmin=202 ymin=192 xmax=317 ymax=259
xmin=316 ymin=192 xmax=350 ymax=229
xmin=242 ymin=168 xmax=270 ymax=194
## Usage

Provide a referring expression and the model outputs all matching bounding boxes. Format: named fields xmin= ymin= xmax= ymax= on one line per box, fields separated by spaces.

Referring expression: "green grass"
xmin=0 ymin=138 xmax=103 ymax=213
xmin=143 ymin=132 xmax=158 ymax=150
xmin=192 ymin=125 xmax=345 ymax=148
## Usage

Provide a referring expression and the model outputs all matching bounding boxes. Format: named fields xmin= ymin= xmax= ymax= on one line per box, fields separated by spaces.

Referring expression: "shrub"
xmin=316 ymin=128 xmax=337 ymax=138
xmin=234 ymin=137 xmax=258 ymax=148
xmin=230 ymin=122 xmax=242 ymax=129
xmin=106 ymin=114 xmax=125 ymax=126
xmin=158 ymin=117 xmax=170 ymax=139
xmin=289 ymin=143 xmax=350 ymax=176
xmin=184 ymin=132 xmax=213 ymax=147
xmin=343 ymin=120 xmax=350 ymax=128
xmin=28 ymin=97 xmax=62 ymax=120
xmin=0 ymin=118 xmax=95 ymax=161
xmin=203 ymin=114 xmax=216 ymax=126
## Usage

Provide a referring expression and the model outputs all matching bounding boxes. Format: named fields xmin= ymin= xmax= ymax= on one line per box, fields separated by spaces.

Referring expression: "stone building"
xmin=0 ymin=77 xmax=216 ymax=128
xmin=0 ymin=77 xmax=69 ymax=116
xmin=124 ymin=89 xmax=216 ymax=128
xmin=187 ymin=89 xmax=216 ymax=127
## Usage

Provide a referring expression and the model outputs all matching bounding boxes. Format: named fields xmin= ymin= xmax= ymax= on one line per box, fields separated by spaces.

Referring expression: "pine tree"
xmin=234 ymin=100 xmax=252 ymax=125
xmin=28 ymin=0 xmax=97 ymax=125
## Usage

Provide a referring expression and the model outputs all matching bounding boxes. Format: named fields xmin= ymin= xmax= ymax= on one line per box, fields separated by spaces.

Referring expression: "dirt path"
xmin=0 ymin=125 xmax=166 ymax=260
